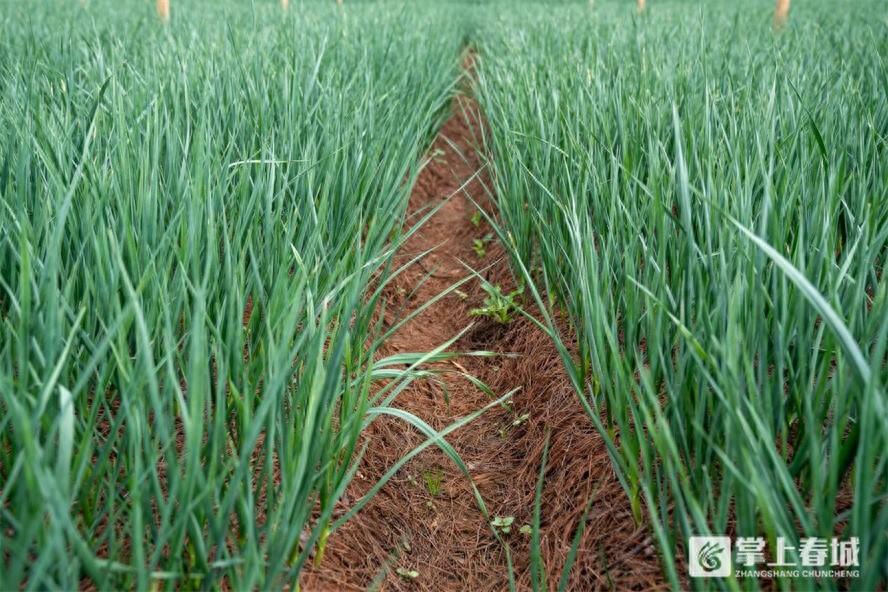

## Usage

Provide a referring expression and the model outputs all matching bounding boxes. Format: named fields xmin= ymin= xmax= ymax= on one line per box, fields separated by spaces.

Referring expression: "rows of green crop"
xmin=475 ymin=3 xmax=887 ymax=590
xmin=0 ymin=2 xmax=460 ymax=589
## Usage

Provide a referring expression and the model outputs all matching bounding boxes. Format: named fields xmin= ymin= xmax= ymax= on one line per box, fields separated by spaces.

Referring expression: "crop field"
xmin=0 ymin=1 xmax=886 ymax=591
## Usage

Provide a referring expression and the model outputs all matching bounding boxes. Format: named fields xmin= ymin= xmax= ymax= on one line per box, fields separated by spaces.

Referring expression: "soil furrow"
xmin=305 ymin=55 xmax=665 ymax=592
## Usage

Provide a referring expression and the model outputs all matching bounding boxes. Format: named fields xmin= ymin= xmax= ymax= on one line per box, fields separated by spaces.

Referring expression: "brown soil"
xmin=302 ymin=56 xmax=666 ymax=591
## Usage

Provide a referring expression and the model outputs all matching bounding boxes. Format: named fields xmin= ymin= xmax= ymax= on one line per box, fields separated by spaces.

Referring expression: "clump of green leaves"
xmin=472 ymin=239 xmax=487 ymax=258
xmin=491 ymin=516 xmax=515 ymax=534
xmin=472 ymin=233 xmax=493 ymax=258
xmin=470 ymin=283 xmax=523 ymax=324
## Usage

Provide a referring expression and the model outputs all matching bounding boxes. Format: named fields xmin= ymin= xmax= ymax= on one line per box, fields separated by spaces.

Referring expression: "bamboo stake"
xmin=156 ymin=0 xmax=169 ymax=22
xmin=774 ymin=0 xmax=790 ymax=29
xmin=637 ymin=0 xmax=646 ymax=14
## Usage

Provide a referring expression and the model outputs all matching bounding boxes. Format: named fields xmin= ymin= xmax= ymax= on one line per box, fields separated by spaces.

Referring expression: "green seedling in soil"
xmin=473 ymin=239 xmax=487 ymax=258
xmin=472 ymin=233 xmax=493 ymax=258
xmin=470 ymin=211 xmax=482 ymax=227
xmin=491 ymin=516 xmax=515 ymax=534
xmin=470 ymin=282 xmax=523 ymax=324
xmin=396 ymin=567 xmax=420 ymax=580
xmin=519 ymin=524 xmax=532 ymax=536
xmin=512 ymin=413 xmax=530 ymax=427
xmin=498 ymin=411 xmax=530 ymax=438
xmin=423 ymin=469 xmax=444 ymax=496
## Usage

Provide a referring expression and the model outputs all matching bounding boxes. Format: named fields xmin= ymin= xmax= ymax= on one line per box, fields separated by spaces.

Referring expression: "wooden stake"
xmin=774 ymin=0 xmax=790 ymax=29
xmin=637 ymin=0 xmax=646 ymax=14
xmin=156 ymin=0 xmax=169 ymax=22
xmin=281 ymin=0 xmax=289 ymax=10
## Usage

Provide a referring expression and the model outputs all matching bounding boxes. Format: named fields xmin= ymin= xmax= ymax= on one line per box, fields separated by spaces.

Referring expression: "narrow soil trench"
xmin=304 ymin=54 xmax=666 ymax=592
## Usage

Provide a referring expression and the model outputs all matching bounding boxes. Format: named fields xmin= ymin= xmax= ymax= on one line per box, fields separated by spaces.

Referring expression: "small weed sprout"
xmin=491 ymin=515 xmax=515 ymax=534
xmin=396 ymin=567 xmax=420 ymax=579
xmin=473 ymin=239 xmax=487 ymax=258
xmin=423 ymin=469 xmax=444 ymax=496
xmin=512 ymin=413 xmax=530 ymax=427
xmin=470 ymin=282 xmax=523 ymax=324
xmin=472 ymin=233 xmax=493 ymax=258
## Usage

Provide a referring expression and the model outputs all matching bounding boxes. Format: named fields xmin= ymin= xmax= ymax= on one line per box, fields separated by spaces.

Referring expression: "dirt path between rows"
xmin=303 ymin=53 xmax=666 ymax=592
